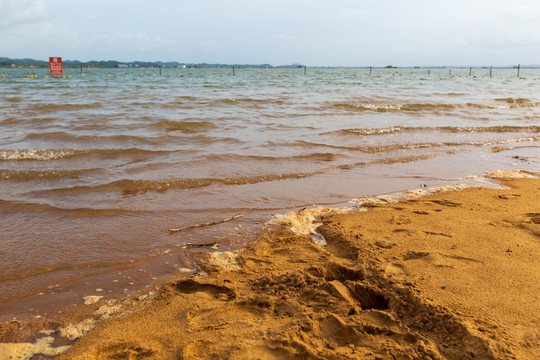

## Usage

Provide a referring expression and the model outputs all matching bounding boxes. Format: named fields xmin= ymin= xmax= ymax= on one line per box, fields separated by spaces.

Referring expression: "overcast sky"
xmin=1 ymin=0 xmax=539 ymax=66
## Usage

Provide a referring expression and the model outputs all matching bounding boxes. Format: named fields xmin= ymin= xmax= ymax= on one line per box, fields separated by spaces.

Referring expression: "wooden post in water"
xmin=304 ymin=66 xmax=307 ymax=75
xmin=449 ymin=69 xmax=452 ymax=76
xmin=160 ymin=67 xmax=162 ymax=76
xmin=80 ymin=66 xmax=83 ymax=75
xmin=469 ymin=67 xmax=472 ymax=76
xmin=369 ymin=66 xmax=372 ymax=76
xmin=490 ymin=66 xmax=492 ymax=78
xmin=517 ymin=64 xmax=520 ymax=77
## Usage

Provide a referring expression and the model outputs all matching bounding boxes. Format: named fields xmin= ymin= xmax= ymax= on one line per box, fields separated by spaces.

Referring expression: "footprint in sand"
xmin=526 ymin=212 xmax=540 ymax=224
xmin=171 ymin=279 xmax=236 ymax=300
xmin=385 ymin=263 xmax=409 ymax=280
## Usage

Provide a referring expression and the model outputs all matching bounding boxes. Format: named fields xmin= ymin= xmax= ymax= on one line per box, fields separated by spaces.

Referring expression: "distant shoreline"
xmin=1 ymin=57 xmax=537 ymax=69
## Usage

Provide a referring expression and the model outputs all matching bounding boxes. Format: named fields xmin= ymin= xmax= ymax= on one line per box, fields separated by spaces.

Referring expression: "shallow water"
xmin=1 ymin=67 xmax=539 ymax=319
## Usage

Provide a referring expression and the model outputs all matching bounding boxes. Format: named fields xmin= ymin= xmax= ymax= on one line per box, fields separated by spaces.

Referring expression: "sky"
xmin=1 ymin=0 xmax=539 ymax=67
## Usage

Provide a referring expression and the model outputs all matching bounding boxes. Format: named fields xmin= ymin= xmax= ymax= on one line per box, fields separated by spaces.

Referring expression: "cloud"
xmin=0 ymin=0 xmax=47 ymax=28
xmin=202 ymin=40 xmax=221 ymax=50
xmin=92 ymin=31 xmax=167 ymax=45
xmin=84 ymin=31 xmax=171 ymax=59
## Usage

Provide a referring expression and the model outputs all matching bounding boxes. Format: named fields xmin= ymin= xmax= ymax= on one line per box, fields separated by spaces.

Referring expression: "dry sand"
xmin=1 ymin=174 xmax=539 ymax=359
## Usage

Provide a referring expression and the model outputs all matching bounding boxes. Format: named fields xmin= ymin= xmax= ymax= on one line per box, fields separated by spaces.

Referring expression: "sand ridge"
xmin=1 ymin=175 xmax=539 ymax=359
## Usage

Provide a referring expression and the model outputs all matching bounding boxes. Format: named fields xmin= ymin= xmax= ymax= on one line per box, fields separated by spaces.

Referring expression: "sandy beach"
xmin=0 ymin=171 xmax=538 ymax=359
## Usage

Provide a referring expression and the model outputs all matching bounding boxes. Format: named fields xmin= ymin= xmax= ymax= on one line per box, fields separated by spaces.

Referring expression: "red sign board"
xmin=49 ymin=57 xmax=63 ymax=76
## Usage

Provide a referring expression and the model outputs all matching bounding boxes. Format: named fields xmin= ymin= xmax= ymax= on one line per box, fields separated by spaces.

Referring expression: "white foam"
xmin=209 ymin=251 xmax=242 ymax=270
xmin=428 ymin=184 xmax=468 ymax=193
xmin=0 ymin=149 xmax=78 ymax=161
xmin=94 ymin=304 xmax=122 ymax=319
xmin=486 ymin=169 xmax=537 ymax=179
xmin=59 ymin=318 xmax=96 ymax=341
xmin=404 ymin=189 xmax=428 ymax=198
xmin=83 ymin=295 xmax=103 ymax=305
xmin=58 ymin=302 xmax=124 ymax=342
xmin=268 ymin=207 xmax=351 ymax=246
xmin=0 ymin=337 xmax=71 ymax=359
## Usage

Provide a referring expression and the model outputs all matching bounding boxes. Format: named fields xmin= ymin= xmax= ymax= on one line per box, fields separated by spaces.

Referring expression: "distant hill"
xmin=0 ymin=57 xmax=290 ymax=68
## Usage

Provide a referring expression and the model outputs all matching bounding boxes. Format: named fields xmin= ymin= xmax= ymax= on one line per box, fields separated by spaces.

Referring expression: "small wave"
xmin=335 ymin=102 xmax=457 ymax=112
xmin=32 ymin=172 xmax=326 ymax=196
xmin=331 ymin=125 xmax=540 ymax=136
xmin=335 ymin=101 xmax=540 ymax=112
xmin=0 ymin=169 xmax=91 ymax=180
xmin=283 ymin=140 xmax=466 ymax=153
xmin=0 ymin=149 xmax=83 ymax=161
xmin=28 ymin=102 xmax=103 ymax=112
xmin=436 ymin=126 xmax=540 ymax=133
xmin=494 ymin=97 xmax=531 ymax=104
xmin=23 ymin=132 xmax=163 ymax=145
xmin=337 ymin=154 xmax=438 ymax=170
xmin=202 ymin=97 xmax=286 ymax=107
xmin=486 ymin=135 xmax=540 ymax=145
xmin=331 ymin=126 xmax=404 ymax=135
xmin=466 ymin=102 xmax=540 ymax=109
xmin=0 ymin=148 xmax=170 ymax=161
xmin=0 ymin=199 xmax=150 ymax=217
xmin=117 ymin=173 xmax=318 ymax=195
xmin=155 ymin=120 xmax=218 ymax=133
xmin=204 ymin=152 xmax=340 ymax=162
xmin=2 ymin=117 xmax=57 ymax=125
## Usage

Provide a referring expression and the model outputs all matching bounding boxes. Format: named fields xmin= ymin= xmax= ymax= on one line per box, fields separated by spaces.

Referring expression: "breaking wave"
xmin=335 ymin=101 xmax=540 ymax=112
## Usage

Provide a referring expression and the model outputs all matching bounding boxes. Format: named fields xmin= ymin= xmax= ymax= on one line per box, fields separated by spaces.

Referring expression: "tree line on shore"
xmin=0 ymin=57 xmax=297 ymax=69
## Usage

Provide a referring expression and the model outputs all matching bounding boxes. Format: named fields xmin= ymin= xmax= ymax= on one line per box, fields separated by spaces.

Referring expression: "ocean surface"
xmin=1 ymin=67 xmax=539 ymax=320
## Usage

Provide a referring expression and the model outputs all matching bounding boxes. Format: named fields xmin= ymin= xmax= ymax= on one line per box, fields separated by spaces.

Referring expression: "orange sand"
xmin=1 ymin=176 xmax=539 ymax=359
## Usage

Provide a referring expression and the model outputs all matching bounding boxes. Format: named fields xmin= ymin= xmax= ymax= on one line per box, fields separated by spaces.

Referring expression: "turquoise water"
xmin=0 ymin=67 xmax=538 ymax=319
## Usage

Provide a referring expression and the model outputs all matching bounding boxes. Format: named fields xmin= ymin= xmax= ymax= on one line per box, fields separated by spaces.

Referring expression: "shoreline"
xmin=1 ymin=170 xmax=539 ymax=359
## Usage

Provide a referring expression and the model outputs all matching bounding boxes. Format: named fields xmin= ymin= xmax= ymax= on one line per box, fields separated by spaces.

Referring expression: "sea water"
xmin=1 ymin=67 xmax=539 ymax=319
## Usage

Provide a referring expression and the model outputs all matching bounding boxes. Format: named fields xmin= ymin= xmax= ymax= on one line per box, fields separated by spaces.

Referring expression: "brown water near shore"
xmin=1 ymin=174 xmax=538 ymax=359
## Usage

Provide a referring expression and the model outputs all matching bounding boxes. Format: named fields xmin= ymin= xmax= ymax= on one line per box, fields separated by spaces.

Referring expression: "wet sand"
xmin=1 ymin=173 xmax=539 ymax=359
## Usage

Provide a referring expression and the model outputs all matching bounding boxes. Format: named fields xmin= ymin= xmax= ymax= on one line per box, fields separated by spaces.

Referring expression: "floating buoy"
xmin=125 ymin=75 xmax=128 ymax=77
xmin=68 ymin=75 xmax=72 ymax=78
xmin=392 ymin=73 xmax=396 ymax=76
xmin=1 ymin=75 xmax=5 ymax=78
xmin=108 ymin=75 xmax=112 ymax=77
